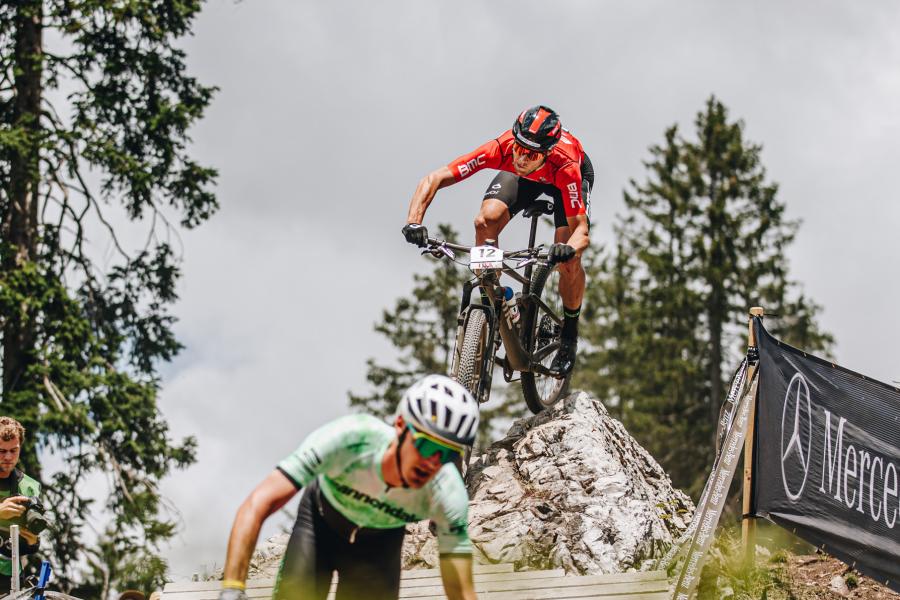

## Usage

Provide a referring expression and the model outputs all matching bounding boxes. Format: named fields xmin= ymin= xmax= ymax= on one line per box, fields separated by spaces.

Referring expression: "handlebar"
xmin=424 ymin=238 xmax=549 ymax=261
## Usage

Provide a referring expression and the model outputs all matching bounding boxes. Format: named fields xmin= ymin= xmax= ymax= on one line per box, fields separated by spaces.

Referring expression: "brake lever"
xmin=421 ymin=243 xmax=456 ymax=260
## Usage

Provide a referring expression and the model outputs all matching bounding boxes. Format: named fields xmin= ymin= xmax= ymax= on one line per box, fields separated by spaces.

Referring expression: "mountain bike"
xmin=418 ymin=202 xmax=571 ymax=414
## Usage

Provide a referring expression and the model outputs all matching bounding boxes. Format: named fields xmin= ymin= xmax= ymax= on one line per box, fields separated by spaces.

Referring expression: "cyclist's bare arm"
xmin=439 ymin=554 xmax=478 ymax=600
xmin=562 ymin=213 xmax=590 ymax=256
xmin=406 ymin=166 xmax=457 ymax=224
xmin=222 ymin=470 xmax=298 ymax=582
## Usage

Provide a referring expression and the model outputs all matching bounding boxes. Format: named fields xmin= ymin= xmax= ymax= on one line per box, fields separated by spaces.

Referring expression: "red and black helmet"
xmin=512 ymin=105 xmax=562 ymax=152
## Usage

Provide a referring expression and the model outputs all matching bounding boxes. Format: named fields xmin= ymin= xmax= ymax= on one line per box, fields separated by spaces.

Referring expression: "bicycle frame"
xmin=443 ymin=213 xmax=563 ymax=403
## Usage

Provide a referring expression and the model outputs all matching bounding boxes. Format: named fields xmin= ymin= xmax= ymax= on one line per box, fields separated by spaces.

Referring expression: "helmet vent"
xmin=458 ymin=415 xmax=471 ymax=437
xmin=465 ymin=417 xmax=478 ymax=441
xmin=411 ymin=395 xmax=420 ymax=416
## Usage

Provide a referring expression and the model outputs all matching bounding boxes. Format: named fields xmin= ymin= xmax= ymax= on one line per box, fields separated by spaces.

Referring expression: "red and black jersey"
xmin=447 ymin=129 xmax=588 ymax=218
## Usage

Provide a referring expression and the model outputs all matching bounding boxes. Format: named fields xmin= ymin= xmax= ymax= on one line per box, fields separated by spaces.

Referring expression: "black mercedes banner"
xmin=752 ymin=318 xmax=900 ymax=592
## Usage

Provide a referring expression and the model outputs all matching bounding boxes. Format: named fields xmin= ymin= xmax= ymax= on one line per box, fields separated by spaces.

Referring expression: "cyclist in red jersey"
xmin=403 ymin=105 xmax=592 ymax=377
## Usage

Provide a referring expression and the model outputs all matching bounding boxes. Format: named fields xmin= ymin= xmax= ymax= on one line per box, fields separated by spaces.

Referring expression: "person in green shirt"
xmin=0 ymin=416 xmax=41 ymax=594
xmin=220 ymin=374 xmax=481 ymax=600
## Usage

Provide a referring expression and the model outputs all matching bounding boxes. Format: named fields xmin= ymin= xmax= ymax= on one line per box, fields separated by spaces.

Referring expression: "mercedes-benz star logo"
xmin=781 ymin=372 xmax=813 ymax=501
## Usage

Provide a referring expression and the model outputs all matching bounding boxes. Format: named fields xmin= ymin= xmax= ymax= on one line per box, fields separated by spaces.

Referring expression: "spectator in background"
xmin=0 ymin=416 xmax=42 ymax=594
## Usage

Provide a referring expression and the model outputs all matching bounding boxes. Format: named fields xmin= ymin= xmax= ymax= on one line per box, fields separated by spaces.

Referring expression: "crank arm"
xmin=529 ymin=363 xmax=555 ymax=377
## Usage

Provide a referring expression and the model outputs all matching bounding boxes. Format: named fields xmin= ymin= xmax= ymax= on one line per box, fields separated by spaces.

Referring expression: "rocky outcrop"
xmin=402 ymin=391 xmax=694 ymax=574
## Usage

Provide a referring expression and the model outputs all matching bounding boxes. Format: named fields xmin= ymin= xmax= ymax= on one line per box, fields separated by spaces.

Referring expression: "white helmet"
xmin=398 ymin=374 xmax=479 ymax=448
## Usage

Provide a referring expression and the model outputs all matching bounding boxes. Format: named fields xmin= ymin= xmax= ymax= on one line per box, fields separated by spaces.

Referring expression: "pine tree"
xmin=1 ymin=0 xmax=215 ymax=589
xmin=73 ymin=528 xmax=168 ymax=600
xmin=588 ymin=96 xmax=832 ymax=494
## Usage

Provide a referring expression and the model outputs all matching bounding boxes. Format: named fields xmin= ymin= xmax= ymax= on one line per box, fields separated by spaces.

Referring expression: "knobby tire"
xmin=456 ymin=310 xmax=488 ymax=401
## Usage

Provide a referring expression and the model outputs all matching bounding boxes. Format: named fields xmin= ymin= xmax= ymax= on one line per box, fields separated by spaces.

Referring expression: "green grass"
xmin=692 ymin=525 xmax=811 ymax=600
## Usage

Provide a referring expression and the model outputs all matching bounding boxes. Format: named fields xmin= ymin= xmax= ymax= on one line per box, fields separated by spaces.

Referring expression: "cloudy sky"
xmin=130 ymin=0 xmax=900 ymax=579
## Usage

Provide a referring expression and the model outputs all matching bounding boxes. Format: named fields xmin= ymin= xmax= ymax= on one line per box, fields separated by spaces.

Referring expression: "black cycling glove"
xmin=402 ymin=223 xmax=428 ymax=247
xmin=547 ymin=243 xmax=576 ymax=266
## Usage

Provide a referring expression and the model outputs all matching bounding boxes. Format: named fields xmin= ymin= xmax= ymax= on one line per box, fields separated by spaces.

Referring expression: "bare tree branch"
xmin=42 ymin=373 xmax=69 ymax=412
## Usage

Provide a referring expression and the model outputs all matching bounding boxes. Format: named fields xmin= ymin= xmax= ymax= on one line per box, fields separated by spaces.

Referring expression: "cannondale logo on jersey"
xmin=781 ymin=373 xmax=813 ymax=501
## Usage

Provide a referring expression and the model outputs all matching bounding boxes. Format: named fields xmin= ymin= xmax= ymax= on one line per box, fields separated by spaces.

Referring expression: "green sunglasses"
xmin=406 ymin=424 xmax=461 ymax=464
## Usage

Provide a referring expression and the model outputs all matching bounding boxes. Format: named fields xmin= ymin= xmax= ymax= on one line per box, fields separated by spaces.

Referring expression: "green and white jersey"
xmin=277 ymin=414 xmax=471 ymax=555
xmin=0 ymin=470 xmax=41 ymax=576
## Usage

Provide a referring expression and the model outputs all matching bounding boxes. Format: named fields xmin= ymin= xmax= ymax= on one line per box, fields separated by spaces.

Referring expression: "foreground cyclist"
xmin=219 ymin=374 xmax=479 ymax=600
xmin=403 ymin=105 xmax=592 ymax=378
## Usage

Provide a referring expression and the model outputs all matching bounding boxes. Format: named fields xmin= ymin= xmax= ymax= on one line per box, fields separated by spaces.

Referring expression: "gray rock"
xmin=246 ymin=532 xmax=291 ymax=579
xmin=829 ymin=574 xmax=850 ymax=597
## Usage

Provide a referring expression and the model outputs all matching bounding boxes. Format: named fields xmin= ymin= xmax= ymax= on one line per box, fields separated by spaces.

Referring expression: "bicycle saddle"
xmin=522 ymin=200 xmax=554 ymax=218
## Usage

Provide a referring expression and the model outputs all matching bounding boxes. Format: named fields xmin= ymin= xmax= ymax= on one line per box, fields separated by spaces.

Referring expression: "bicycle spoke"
xmin=520 ymin=265 xmax=570 ymax=413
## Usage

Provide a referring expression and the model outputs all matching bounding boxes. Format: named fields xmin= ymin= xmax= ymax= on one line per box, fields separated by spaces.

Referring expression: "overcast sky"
xmin=132 ymin=0 xmax=900 ymax=579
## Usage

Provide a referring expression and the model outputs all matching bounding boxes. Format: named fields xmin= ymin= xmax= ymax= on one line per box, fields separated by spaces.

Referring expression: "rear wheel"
xmin=520 ymin=265 xmax=570 ymax=413
xmin=456 ymin=309 xmax=489 ymax=403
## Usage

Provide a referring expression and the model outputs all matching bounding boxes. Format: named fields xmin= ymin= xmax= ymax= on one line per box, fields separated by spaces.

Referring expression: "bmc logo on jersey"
xmin=567 ymin=182 xmax=582 ymax=209
xmin=458 ymin=154 xmax=486 ymax=177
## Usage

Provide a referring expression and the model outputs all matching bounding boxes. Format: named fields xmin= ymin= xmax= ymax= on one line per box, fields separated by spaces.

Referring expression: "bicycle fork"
xmin=450 ymin=281 xmax=499 ymax=403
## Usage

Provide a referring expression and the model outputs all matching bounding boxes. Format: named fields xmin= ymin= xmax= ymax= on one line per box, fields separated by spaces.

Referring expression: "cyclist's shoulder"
xmin=546 ymin=133 xmax=585 ymax=180
xmin=0 ymin=470 xmax=40 ymax=496
xmin=467 ymin=130 xmax=511 ymax=153
xmin=305 ymin=413 xmax=392 ymax=450
xmin=496 ymin=129 xmax=515 ymax=145
xmin=548 ymin=130 xmax=584 ymax=163
xmin=468 ymin=130 xmax=511 ymax=159
xmin=560 ymin=128 xmax=584 ymax=148
xmin=17 ymin=471 xmax=40 ymax=495
xmin=328 ymin=413 xmax=392 ymax=438
xmin=480 ymin=131 xmax=510 ymax=157
xmin=449 ymin=132 xmax=508 ymax=177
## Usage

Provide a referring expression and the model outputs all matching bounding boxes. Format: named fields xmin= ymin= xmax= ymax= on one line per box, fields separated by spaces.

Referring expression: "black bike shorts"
xmin=273 ymin=478 xmax=406 ymax=600
xmin=483 ymin=153 xmax=594 ymax=229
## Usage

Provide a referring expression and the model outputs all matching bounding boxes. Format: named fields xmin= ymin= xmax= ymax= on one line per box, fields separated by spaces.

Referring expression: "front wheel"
xmin=520 ymin=264 xmax=570 ymax=413
xmin=455 ymin=309 xmax=490 ymax=403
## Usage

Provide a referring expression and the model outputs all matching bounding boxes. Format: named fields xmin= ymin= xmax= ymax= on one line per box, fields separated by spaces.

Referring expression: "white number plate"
xmin=469 ymin=246 xmax=503 ymax=270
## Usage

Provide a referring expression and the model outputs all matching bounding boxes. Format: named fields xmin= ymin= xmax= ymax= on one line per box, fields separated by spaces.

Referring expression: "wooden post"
xmin=10 ymin=524 xmax=20 ymax=594
xmin=742 ymin=306 xmax=764 ymax=564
